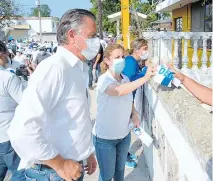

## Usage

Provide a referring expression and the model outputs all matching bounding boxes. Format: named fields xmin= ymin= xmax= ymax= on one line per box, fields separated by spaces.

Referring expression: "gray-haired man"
xmin=8 ymin=9 xmax=100 ymax=181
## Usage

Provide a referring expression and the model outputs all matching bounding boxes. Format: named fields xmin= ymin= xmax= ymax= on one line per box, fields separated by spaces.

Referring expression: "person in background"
xmin=53 ymin=46 xmax=58 ymax=54
xmin=93 ymin=44 xmax=156 ymax=181
xmin=8 ymin=9 xmax=99 ymax=181
xmin=87 ymin=58 xmax=94 ymax=90
xmin=8 ymin=39 xmax=17 ymax=55
xmin=100 ymin=38 xmax=107 ymax=50
xmin=51 ymin=41 xmax=54 ymax=50
xmin=6 ymin=49 xmax=21 ymax=74
xmin=14 ymin=49 xmax=25 ymax=65
xmin=31 ymin=47 xmax=51 ymax=66
xmin=168 ymin=65 xmax=212 ymax=106
xmin=122 ymin=38 xmax=149 ymax=168
xmin=93 ymin=43 xmax=104 ymax=83
xmin=0 ymin=41 xmax=26 ymax=181
xmin=123 ymin=38 xmax=149 ymax=83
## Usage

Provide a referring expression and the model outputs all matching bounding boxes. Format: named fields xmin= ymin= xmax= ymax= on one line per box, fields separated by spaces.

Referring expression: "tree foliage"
xmin=131 ymin=0 xmax=171 ymax=32
xmin=90 ymin=0 xmax=171 ymax=36
xmin=0 ymin=0 xmax=20 ymax=28
xmin=29 ymin=4 xmax=51 ymax=17
xmin=90 ymin=0 xmax=121 ymax=35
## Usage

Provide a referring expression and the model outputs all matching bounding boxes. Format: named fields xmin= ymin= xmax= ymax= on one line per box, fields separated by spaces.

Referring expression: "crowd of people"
xmin=0 ymin=8 xmax=212 ymax=181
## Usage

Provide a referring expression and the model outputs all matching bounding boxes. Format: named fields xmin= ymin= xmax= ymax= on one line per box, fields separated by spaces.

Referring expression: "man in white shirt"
xmin=14 ymin=49 xmax=25 ymax=65
xmin=8 ymin=9 xmax=100 ymax=181
xmin=0 ymin=41 xmax=26 ymax=181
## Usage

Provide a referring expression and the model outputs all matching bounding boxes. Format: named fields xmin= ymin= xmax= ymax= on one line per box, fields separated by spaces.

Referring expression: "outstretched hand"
xmin=167 ymin=64 xmax=185 ymax=82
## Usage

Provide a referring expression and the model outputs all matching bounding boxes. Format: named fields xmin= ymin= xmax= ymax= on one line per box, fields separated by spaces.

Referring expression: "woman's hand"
xmin=132 ymin=113 xmax=140 ymax=128
xmin=144 ymin=65 xmax=157 ymax=81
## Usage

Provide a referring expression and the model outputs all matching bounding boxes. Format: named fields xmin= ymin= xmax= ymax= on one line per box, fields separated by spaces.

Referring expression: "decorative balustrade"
xmin=143 ymin=32 xmax=212 ymax=87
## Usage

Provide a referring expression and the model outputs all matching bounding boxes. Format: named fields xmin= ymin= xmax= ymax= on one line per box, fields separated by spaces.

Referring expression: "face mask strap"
xmin=73 ymin=33 xmax=86 ymax=52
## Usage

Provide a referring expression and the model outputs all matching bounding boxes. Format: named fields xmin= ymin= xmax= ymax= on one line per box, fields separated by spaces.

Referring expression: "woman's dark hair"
xmin=0 ymin=41 xmax=7 ymax=53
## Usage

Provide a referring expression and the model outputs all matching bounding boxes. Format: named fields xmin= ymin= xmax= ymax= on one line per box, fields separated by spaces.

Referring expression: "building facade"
xmin=156 ymin=0 xmax=212 ymax=67
xmin=3 ymin=17 xmax=59 ymax=42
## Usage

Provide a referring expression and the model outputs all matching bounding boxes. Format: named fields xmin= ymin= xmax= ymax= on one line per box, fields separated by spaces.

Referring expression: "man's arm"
xmin=8 ymin=65 xmax=62 ymax=163
xmin=93 ymin=53 xmax=101 ymax=69
xmin=7 ymin=74 xmax=26 ymax=104
xmin=178 ymin=74 xmax=212 ymax=106
xmin=8 ymin=64 xmax=84 ymax=180
xmin=168 ymin=65 xmax=212 ymax=106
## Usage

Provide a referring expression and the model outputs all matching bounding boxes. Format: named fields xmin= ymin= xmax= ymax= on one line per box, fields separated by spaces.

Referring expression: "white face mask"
xmin=140 ymin=51 xmax=149 ymax=61
xmin=110 ymin=58 xmax=125 ymax=74
xmin=76 ymin=35 xmax=100 ymax=60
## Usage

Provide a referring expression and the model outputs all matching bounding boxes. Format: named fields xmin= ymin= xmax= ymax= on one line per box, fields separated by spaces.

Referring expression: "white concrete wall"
xmin=10 ymin=18 xmax=57 ymax=34
xmin=138 ymin=81 xmax=212 ymax=181
xmin=26 ymin=19 xmax=55 ymax=33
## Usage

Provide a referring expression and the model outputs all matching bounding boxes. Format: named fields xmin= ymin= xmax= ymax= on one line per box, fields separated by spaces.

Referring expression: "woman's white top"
xmin=93 ymin=70 xmax=133 ymax=140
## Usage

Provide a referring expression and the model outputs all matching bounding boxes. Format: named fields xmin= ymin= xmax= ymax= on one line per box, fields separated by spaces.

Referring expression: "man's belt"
xmin=32 ymin=160 xmax=83 ymax=170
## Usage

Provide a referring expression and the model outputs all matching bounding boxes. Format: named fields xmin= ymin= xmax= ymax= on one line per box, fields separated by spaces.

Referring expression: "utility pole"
xmin=97 ymin=0 xmax=103 ymax=39
xmin=121 ymin=0 xmax=130 ymax=49
xmin=132 ymin=2 xmax=142 ymax=38
xmin=35 ymin=0 xmax=42 ymax=42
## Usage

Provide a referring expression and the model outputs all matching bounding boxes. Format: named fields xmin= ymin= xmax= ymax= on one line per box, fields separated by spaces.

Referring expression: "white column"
xmin=182 ymin=35 xmax=190 ymax=69
xmin=116 ymin=20 xmax=120 ymax=37
xmin=192 ymin=37 xmax=199 ymax=70
xmin=153 ymin=37 xmax=159 ymax=65
xmin=201 ymin=35 xmax=208 ymax=71
xmin=162 ymin=37 xmax=170 ymax=64
xmin=173 ymin=37 xmax=179 ymax=68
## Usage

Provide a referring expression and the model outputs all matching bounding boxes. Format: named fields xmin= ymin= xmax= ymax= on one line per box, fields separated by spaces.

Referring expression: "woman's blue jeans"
xmin=93 ymin=133 xmax=131 ymax=181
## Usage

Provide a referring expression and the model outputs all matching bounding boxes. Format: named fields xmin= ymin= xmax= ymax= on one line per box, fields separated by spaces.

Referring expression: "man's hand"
xmin=27 ymin=64 xmax=36 ymax=75
xmin=43 ymin=155 xmax=82 ymax=181
xmin=56 ymin=159 xmax=82 ymax=181
xmin=85 ymin=154 xmax=97 ymax=175
xmin=167 ymin=64 xmax=185 ymax=82
xmin=132 ymin=113 xmax=140 ymax=128
xmin=26 ymin=61 xmax=37 ymax=75
xmin=93 ymin=63 xmax=97 ymax=70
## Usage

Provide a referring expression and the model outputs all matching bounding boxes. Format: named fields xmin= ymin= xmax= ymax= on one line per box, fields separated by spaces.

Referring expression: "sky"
xmin=15 ymin=0 xmax=93 ymax=18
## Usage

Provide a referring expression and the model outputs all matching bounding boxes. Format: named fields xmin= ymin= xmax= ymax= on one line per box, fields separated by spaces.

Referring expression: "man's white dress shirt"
xmin=0 ymin=66 xmax=25 ymax=143
xmin=8 ymin=46 xmax=94 ymax=169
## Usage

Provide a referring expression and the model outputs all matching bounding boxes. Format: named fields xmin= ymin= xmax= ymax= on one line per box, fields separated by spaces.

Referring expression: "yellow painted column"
xmin=187 ymin=4 xmax=192 ymax=32
xmin=121 ymin=0 xmax=130 ymax=49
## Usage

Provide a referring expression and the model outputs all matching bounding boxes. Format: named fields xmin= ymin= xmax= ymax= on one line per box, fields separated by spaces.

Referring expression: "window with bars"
xmin=205 ymin=3 xmax=212 ymax=49
xmin=175 ymin=17 xmax=183 ymax=32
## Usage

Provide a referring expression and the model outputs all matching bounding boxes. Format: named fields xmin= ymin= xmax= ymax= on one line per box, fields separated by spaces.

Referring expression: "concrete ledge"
xmin=149 ymin=80 xmax=212 ymax=179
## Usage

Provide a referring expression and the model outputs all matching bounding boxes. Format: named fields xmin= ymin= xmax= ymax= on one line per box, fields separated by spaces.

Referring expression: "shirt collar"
xmin=57 ymin=46 xmax=80 ymax=68
xmin=106 ymin=70 xmax=125 ymax=83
